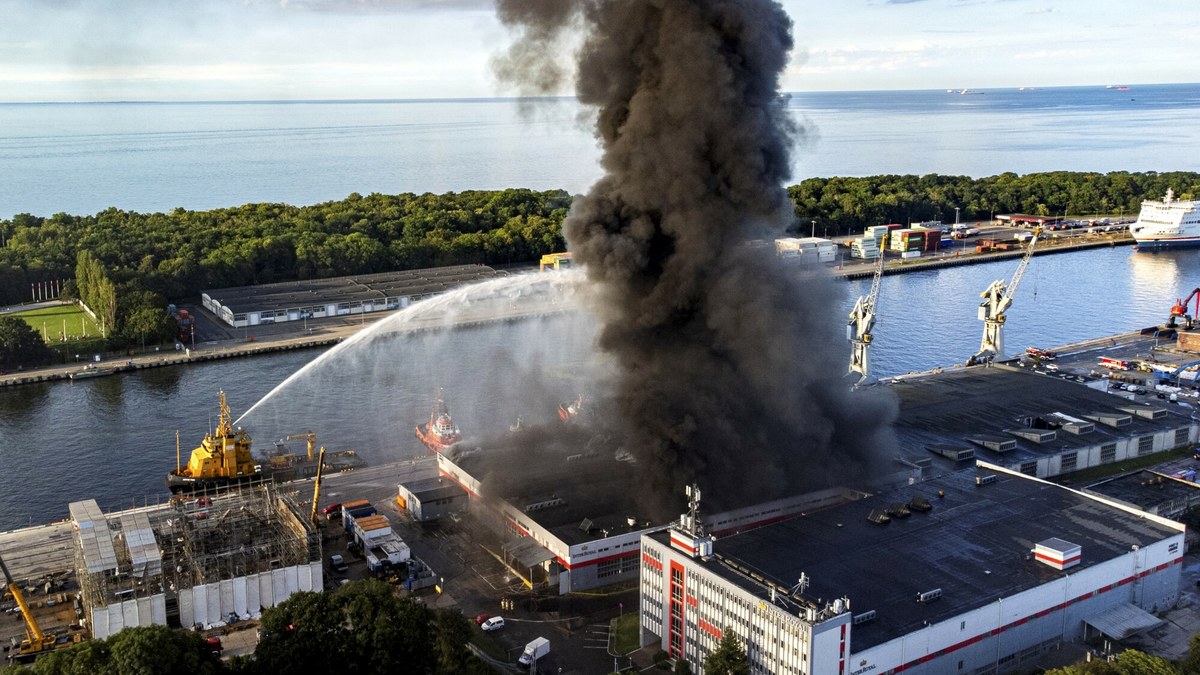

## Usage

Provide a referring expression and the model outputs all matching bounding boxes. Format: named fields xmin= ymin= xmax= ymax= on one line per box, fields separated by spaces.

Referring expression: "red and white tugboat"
xmin=415 ymin=390 xmax=463 ymax=454
xmin=558 ymin=394 xmax=584 ymax=423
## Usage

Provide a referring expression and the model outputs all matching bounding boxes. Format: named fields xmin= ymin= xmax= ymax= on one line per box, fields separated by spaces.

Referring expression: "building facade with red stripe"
xmin=639 ymin=464 xmax=1185 ymax=674
xmin=436 ymin=451 xmax=865 ymax=594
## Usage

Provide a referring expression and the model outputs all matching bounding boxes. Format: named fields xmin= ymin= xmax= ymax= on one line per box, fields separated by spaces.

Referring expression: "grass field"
xmin=612 ymin=612 xmax=639 ymax=655
xmin=11 ymin=304 xmax=102 ymax=342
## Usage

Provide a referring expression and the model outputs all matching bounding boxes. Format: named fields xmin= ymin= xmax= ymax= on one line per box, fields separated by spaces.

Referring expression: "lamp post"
xmin=811 ymin=220 xmax=816 ymax=238
xmin=954 ymin=207 xmax=960 ymax=227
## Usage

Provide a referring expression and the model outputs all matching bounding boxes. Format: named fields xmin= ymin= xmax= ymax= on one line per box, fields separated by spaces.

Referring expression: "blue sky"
xmin=0 ymin=0 xmax=1194 ymax=102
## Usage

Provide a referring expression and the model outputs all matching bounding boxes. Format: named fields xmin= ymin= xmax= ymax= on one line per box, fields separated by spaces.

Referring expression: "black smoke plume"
xmin=494 ymin=0 xmax=897 ymax=516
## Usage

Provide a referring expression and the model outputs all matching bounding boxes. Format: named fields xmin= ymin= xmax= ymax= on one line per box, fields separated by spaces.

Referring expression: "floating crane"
xmin=1 ymin=554 xmax=82 ymax=662
xmin=847 ymin=252 xmax=887 ymax=386
xmin=280 ymin=431 xmax=318 ymax=462
xmin=967 ymin=228 xmax=1042 ymax=366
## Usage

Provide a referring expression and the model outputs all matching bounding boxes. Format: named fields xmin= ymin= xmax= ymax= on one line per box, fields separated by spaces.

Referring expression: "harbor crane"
xmin=1167 ymin=288 xmax=1200 ymax=331
xmin=848 ymin=252 xmax=887 ymax=386
xmin=280 ymin=431 xmax=318 ymax=462
xmin=309 ymin=446 xmax=327 ymax=525
xmin=966 ymin=228 xmax=1042 ymax=366
xmin=1 ymin=554 xmax=82 ymax=662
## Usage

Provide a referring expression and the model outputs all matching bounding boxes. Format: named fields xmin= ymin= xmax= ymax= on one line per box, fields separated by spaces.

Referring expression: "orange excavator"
xmin=1 ymin=554 xmax=82 ymax=662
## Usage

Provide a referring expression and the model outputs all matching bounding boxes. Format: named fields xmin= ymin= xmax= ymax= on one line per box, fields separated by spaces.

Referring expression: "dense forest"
xmin=0 ymin=172 xmax=1197 ymax=356
xmin=786 ymin=171 xmax=1200 ymax=235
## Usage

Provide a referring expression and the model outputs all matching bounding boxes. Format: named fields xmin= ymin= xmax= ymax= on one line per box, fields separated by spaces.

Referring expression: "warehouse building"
xmin=889 ymin=366 xmax=1197 ymax=480
xmin=201 ymin=264 xmax=502 ymax=328
xmin=396 ymin=477 xmax=469 ymax=522
xmin=435 ymin=449 xmax=869 ymax=594
xmin=639 ymin=464 xmax=1184 ymax=675
xmin=1084 ymin=469 xmax=1200 ymax=521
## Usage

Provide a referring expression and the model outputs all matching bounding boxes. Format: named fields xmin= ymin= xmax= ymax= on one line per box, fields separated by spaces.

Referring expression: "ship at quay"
xmin=1131 ymin=189 xmax=1200 ymax=249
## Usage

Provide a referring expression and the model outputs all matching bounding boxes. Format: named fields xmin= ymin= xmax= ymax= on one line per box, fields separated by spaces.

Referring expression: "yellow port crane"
xmin=1 ymin=554 xmax=82 ymax=662
xmin=309 ymin=446 xmax=327 ymax=525
xmin=280 ymin=431 xmax=318 ymax=462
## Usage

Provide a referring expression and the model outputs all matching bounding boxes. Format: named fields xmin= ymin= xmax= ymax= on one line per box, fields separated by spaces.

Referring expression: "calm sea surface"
xmin=2 ymin=85 xmax=1200 ymax=530
xmin=1 ymin=84 xmax=1198 ymax=220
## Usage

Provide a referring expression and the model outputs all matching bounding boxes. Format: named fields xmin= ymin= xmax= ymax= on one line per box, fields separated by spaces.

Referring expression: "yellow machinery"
xmin=1 ymin=554 xmax=82 ymax=662
xmin=539 ymin=252 xmax=572 ymax=271
xmin=167 ymin=391 xmax=258 ymax=490
xmin=309 ymin=446 xmax=327 ymax=525
xmin=280 ymin=431 xmax=318 ymax=462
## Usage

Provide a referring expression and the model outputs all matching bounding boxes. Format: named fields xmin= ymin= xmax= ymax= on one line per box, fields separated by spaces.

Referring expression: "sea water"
xmin=1 ymin=83 xmax=1198 ymax=220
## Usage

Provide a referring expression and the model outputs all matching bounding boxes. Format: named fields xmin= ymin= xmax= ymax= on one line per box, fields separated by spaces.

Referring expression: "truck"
xmin=518 ymin=637 xmax=550 ymax=666
xmin=329 ymin=554 xmax=349 ymax=573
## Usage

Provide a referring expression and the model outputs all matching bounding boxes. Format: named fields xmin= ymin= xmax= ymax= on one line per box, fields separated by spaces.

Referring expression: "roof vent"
xmin=1033 ymin=538 xmax=1081 ymax=570
xmin=916 ymin=588 xmax=942 ymax=603
xmin=525 ymin=496 xmax=565 ymax=512
xmin=1085 ymin=411 xmax=1132 ymax=428
xmin=1006 ymin=428 xmax=1057 ymax=443
xmin=1034 ymin=412 xmax=1096 ymax=435
xmin=908 ymin=496 xmax=932 ymax=512
xmin=1116 ymin=405 xmax=1168 ymax=421
xmin=852 ymin=610 xmax=877 ymax=625
xmin=886 ymin=503 xmax=911 ymax=519
xmin=926 ymin=444 xmax=976 ymax=461
xmin=867 ymin=509 xmax=891 ymax=525
xmin=975 ymin=475 xmax=997 ymax=487
xmin=966 ymin=435 xmax=1017 ymax=452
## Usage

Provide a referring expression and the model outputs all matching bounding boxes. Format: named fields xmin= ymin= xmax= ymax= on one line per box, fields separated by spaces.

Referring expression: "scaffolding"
xmin=70 ymin=485 xmax=321 ymax=638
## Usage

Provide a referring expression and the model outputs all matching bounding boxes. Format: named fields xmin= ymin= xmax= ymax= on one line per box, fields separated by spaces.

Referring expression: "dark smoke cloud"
xmin=494 ymin=0 xmax=897 ymax=517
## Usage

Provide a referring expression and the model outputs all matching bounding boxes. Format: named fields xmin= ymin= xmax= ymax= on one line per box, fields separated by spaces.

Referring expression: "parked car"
xmin=481 ymin=616 xmax=505 ymax=632
xmin=475 ymin=613 xmax=495 ymax=625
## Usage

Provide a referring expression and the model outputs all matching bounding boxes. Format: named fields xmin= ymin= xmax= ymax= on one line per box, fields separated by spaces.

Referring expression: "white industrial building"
xmin=639 ymin=464 xmax=1184 ymax=675
xmin=435 ymin=450 xmax=872 ymax=594
xmin=890 ymin=367 xmax=1199 ymax=481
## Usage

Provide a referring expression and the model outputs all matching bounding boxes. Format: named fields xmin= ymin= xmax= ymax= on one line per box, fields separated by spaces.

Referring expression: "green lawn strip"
xmin=611 ymin=612 xmax=639 ymax=655
xmin=469 ymin=628 xmax=511 ymax=662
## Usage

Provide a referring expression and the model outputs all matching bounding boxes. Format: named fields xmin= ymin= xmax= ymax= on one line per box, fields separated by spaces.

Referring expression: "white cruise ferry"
xmin=1131 ymin=188 xmax=1200 ymax=249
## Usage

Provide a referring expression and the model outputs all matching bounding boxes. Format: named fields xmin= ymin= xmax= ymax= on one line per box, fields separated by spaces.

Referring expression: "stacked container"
xmin=775 ymin=237 xmax=837 ymax=263
xmin=341 ymin=500 xmax=376 ymax=533
xmin=850 ymin=237 xmax=880 ymax=260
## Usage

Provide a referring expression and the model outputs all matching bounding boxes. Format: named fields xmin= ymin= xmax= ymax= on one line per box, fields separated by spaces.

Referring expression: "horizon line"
xmin=1 ymin=81 xmax=1196 ymax=106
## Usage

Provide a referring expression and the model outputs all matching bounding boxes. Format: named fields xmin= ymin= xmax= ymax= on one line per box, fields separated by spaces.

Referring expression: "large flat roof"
xmin=452 ymin=441 xmax=652 ymax=547
xmin=888 ymin=366 xmax=1188 ymax=470
xmin=202 ymin=265 xmax=503 ymax=315
xmin=1085 ymin=469 xmax=1200 ymax=515
xmin=649 ymin=468 xmax=1180 ymax=651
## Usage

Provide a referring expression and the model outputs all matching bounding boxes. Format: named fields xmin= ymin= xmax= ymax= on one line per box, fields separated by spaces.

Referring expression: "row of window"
xmin=1042 ymin=434 xmax=1176 ymax=477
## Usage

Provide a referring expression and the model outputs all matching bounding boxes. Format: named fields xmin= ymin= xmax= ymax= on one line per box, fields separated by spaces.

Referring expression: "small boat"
xmin=69 ymin=365 xmax=115 ymax=380
xmin=415 ymin=391 xmax=462 ymax=454
xmin=1025 ymin=347 xmax=1057 ymax=361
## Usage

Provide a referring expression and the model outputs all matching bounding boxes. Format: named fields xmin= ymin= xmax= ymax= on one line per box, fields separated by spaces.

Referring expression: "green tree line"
xmin=4 ymin=175 xmax=1198 ymax=311
xmin=0 ymin=188 xmax=572 ymax=308
xmin=788 ymin=170 xmax=1200 ymax=237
